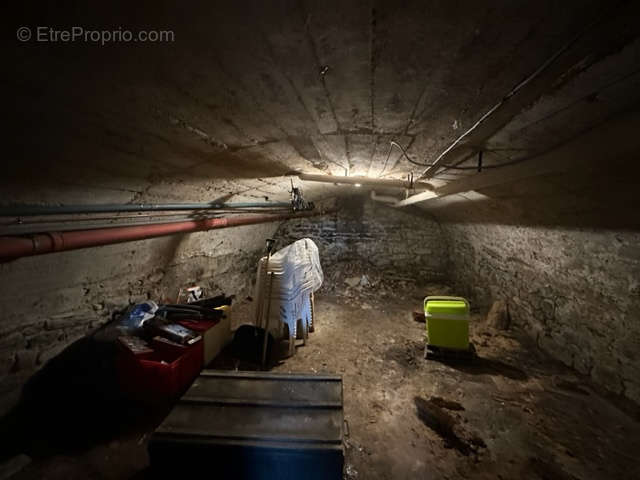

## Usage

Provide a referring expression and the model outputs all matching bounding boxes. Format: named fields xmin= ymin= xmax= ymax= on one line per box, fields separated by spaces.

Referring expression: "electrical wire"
xmin=389 ymin=140 xmax=528 ymax=170
xmin=416 ymin=14 xmax=602 ymax=179
xmin=377 ymin=141 xmax=395 ymax=177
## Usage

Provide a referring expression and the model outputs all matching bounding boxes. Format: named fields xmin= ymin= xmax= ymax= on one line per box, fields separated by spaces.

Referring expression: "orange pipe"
xmin=0 ymin=211 xmax=323 ymax=260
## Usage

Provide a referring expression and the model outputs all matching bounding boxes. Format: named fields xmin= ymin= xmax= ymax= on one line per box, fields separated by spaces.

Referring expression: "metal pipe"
xmin=370 ymin=191 xmax=399 ymax=204
xmin=261 ymin=238 xmax=276 ymax=367
xmin=298 ymin=173 xmax=434 ymax=191
xmin=0 ymin=209 xmax=294 ymax=236
xmin=393 ymin=190 xmax=438 ymax=207
xmin=0 ymin=201 xmax=292 ymax=217
xmin=261 ymin=271 xmax=274 ymax=367
xmin=0 ymin=211 xmax=325 ymax=261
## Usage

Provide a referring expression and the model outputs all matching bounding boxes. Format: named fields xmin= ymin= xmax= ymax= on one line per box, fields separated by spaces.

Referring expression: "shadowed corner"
xmin=0 ymin=324 xmax=173 ymax=463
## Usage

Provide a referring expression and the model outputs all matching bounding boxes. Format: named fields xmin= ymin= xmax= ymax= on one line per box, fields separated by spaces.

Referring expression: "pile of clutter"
xmin=321 ymin=261 xmax=453 ymax=307
xmin=114 ymin=294 xmax=232 ymax=400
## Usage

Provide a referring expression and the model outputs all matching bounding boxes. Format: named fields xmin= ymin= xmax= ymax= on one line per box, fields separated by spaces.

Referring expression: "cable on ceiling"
xmin=388 ymin=140 xmax=529 ymax=171
xmin=416 ymin=12 xmax=604 ymax=179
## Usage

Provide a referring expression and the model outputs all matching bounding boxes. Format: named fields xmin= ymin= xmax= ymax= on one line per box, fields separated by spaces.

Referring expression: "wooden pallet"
xmin=424 ymin=342 xmax=476 ymax=361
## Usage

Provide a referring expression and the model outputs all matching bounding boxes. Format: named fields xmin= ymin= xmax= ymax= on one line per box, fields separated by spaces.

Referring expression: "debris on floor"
xmin=414 ymin=396 xmax=486 ymax=458
xmin=486 ymin=299 xmax=510 ymax=330
xmin=321 ymin=261 xmax=453 ymax=306
xmin=266 ymin=293 xmax=640 ymax=480
xmin=5 ymin=288 xmax=640 ymax=480
xmin=344 ymin=276 xmax=361 ymax=288
xmin=429 ymin=396 xmax=465 ymax=411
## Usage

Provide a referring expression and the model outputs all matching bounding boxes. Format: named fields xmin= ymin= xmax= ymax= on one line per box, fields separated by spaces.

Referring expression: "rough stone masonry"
xmin=2 ymin=192 xmax=639 ymax=415
xmin=442 ymin=222 xmax=640 ymax=404
xmin=280 ymin=195 xmax=640 ymax=407
xmin=0 ymin=222 xmax=279 ymax=416
xmin=277 ymin=195 xmax=448 ymax=282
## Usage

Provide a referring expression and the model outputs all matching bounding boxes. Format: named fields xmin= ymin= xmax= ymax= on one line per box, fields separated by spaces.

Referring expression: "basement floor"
xmin=4 ymin=284 xmax=640 ymax=480
xmin=267 ymin=290 xmax=640 ymax=480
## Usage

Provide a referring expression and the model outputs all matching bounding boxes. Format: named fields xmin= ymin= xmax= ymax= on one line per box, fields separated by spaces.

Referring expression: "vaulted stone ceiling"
xmin=4 ymin=0 xmax=640 ymax=221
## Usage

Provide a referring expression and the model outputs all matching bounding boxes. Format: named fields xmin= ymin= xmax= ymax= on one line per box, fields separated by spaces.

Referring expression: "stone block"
xmin=486 ymin=300 xmax=510 ymax=330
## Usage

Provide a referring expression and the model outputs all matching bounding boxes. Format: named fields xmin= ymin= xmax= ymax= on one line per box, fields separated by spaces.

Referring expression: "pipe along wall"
xmin=0 ymin=208 xmax=327 ymax=414
xmin=0 ymin=211 xmax=324 ymax=261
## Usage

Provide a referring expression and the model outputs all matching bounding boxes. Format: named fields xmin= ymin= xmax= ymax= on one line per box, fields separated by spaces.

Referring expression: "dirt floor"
xmin=2 ymin=281 xmax=640 ymax=479
xmin=234 ymin=282 xmax=640 ymax=480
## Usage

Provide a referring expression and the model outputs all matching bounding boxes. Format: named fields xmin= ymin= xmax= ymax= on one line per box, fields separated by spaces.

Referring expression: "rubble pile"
xmin=320 ymin=261 xmax=453 ymax=307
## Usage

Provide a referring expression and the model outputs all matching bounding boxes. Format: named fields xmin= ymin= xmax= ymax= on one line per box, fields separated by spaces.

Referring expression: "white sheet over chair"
xmin=269 ymin=238 xmax=323 ymax=299
xmin=253 ymin=238 xmax=323 ymax=343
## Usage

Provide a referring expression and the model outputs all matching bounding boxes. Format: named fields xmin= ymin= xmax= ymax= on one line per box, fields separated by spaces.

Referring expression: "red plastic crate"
xmin=151 ymin=337 xmax=203 ymax=393
xmin=176 ymin=317 xmax=219 ymax=334
xmin=116 ymin=335 xmax=203 ymax=400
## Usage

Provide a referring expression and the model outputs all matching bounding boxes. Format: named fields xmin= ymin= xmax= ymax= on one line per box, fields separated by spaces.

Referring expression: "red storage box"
xmin=176 ymin=318 xmax=219 ymax=334
xmin=151 ymin=336 xmax=203 ymax=393
xmin=116 ymin=335 xmax=203 ymax=400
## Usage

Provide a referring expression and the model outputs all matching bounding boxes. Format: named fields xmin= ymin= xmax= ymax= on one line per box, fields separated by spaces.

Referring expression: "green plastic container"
xmin=424 ymin=296 xmax=470 ymax=350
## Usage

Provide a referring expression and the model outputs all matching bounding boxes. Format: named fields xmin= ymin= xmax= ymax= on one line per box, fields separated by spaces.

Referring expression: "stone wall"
xmin=4 ymin=187 xmax=638 ymax=413
xmin=0 ymin=222 xmax=279 ymax=415
xmin=276 ymin=194 xmax=448 ymax=282
xmin=0 ymin=194 xmax=446 ymax=415
xmin=441 ymin=221 xmax=640 ymax=404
